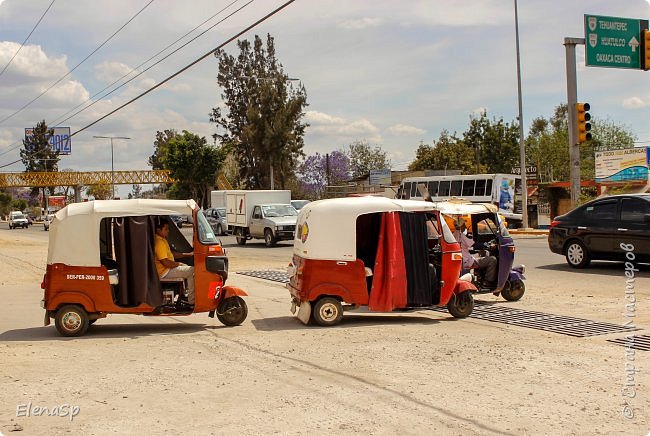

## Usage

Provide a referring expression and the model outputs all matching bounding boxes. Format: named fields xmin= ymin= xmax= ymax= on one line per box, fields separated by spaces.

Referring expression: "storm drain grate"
xmin=607 ymin=335 xmax=650 ymax=351
xmin=238 ymin=270 xmax=638 ymax=338
xmin=237 ymin=270 xmax=288 ymax=284
xmin=457 ymin=305 xmax=639 ymax=337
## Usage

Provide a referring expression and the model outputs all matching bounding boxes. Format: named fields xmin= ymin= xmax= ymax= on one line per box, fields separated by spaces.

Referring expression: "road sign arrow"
xmin=629 ymin=35 xmax=639 ymax=52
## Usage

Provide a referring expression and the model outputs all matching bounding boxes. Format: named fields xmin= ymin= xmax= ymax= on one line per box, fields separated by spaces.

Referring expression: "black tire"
xmin=235 ymin=229 xmax=247 ymax=245
xmin=312 ymin=297 xmax=343 ymax=326
xmin=264 ymin=229 xmax=276 ymax=247
xmin=217 ymin=296 xmax=248 ymax=326
xmin=54 ymin=305 xmax=89 ymax=337
xmin=447 ymin=291 xmax=474 ymax=318
xmin=501 ymin=279 xmax=525 ymax=301
xmin=565 ymin=240 xmax=590 ymax=268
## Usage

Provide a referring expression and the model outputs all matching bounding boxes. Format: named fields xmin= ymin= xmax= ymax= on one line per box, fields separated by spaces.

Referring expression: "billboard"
xmin=24 ymin=126 xmax=71 ymax=154
xmin=369 ymin=169 xmax=391 ymax=186
xmin=47 ymin=195 xmax=66 ymax=211
xmin=595 ymin=147 xmax=649 ymax=183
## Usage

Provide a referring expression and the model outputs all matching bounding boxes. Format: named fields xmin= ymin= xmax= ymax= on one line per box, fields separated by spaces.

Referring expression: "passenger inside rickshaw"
xmin=97 ymin=215 xmax=195 ymax=308
xmin=355 ymin=211 xmax=441 ymax=306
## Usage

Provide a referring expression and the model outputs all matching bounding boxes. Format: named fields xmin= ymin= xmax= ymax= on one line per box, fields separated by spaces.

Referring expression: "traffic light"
xmin=641 ymin=29 xmax=650 ymax=70
xmin=576 ymin=103 xmax=592 ymax=144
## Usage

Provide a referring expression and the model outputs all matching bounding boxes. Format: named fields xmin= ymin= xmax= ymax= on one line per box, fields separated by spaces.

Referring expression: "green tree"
xmin=525 ymin=104 xmax=636 ymax=182
xmin=148 ymin=129 xmax=178 ymax=170
xmin=408 ymin=130 xmax=475 ymax=174
xmin=462 ymin=111 xmax=520 ymax=173
xmin=20 ymin=120 xmax=59 ymax=206
xmin=163 ymin=130 xmax=227 ymax=208
xmin=11 ymin=198 xmax=28 ymax=211
xmin=210 ymin=34 xmax=308 ymax=189
xmin=0 ymin=191 xmax=12 ymax=217
xmin=86 ymin=184 xmax=112 ymax=200
xmin=348 ymin=140 xmax=391 ymax=178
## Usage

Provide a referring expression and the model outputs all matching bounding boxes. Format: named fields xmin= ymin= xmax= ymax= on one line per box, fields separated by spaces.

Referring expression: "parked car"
xmin=548 ymin=194 xmax=650 ymax=268
xmin=291 ymin=200 xmax=310 ymax=211
xmin=170 ymin=215 xmax=184 ymax=227
xmin=43 ymin=214 xmax=55 ymax=231
xmin=205 ymin=207 xmax=229 ymax=235
xmin=9 ymin=211 xmax=29 ymax=229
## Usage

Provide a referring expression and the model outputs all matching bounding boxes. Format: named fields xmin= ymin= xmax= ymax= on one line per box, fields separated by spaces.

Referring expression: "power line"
xmin=54 ymin=0 xmax=252 ymax=128
xmin=0 ymin=0 xmax=56 ymax=79
xmin=71 ymin=0 xmax=297 ymax=137
xmin=0 ymin=0 xmax=155 ymax=126
xmin=0 ymin=0 xmax=251 ymax=161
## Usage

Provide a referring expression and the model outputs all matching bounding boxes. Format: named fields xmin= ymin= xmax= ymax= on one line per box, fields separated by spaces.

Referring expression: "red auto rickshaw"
xmin=42 ymin=199 xmax=248 ymax=336
xmin=286 ymin=197 xmax=476 ymax=326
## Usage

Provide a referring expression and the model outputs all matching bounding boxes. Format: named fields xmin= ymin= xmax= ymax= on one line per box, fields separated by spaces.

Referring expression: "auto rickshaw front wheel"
xmin=217 ymin=296 xmax=248 ymax=326
xmin=312 ymin=297 xmax=343 ymax=326
xmin=447 ymin=291 xmax=474 ymax=318
xmin=54 ymin=305 xmax=89 ymax=337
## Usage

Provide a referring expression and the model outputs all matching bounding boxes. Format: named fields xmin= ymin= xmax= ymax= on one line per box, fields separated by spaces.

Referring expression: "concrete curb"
xmin=509 ymin=229 xmax=549 ymax=236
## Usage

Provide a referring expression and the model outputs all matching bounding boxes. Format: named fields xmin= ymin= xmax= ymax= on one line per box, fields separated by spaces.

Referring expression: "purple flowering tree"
xmin=297 ymin=150 xmax=350 ymax=199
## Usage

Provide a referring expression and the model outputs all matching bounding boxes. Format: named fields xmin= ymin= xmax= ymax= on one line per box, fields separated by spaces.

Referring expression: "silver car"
xmin=205 ymin=207 xmax=229 ymax=235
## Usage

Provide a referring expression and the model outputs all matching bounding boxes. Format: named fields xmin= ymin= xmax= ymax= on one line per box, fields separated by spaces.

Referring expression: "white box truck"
xmin=210 ymin=190 xmax=227 ymax=208
xmin=226 ymin=190 xmax=297 ymax=247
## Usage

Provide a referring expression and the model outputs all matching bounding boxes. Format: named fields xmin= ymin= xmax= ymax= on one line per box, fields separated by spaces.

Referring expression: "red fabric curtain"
xmin=368 ymin=212 xmax=407 ymax=311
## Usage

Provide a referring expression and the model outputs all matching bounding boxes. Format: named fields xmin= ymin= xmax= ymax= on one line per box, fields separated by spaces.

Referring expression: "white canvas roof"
xmin=433 ymin=200 xmax=497 ymax=216
xmin=293 ymin=196 xmax=437 ymax=261
xmin=48 ymin=199 xmax=197 ymax=266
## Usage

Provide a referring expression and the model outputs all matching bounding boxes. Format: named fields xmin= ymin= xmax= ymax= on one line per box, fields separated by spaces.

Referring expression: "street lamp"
xmin=93 ymin=135 xmax=131 ymax=199
xmin=514 ymin=0 xmax=529 ymax=228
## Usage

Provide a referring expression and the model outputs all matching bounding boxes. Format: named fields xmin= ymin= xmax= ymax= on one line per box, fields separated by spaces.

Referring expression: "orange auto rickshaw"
xmin=42 ymin=199 xmax=248 ymax=336
xmin=286 ymin=197 xmax=476 ymax=326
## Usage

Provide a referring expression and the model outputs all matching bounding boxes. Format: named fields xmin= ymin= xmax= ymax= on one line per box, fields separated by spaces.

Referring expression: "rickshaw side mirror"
xmin=206 ymin=256 xmax=229 ymax=281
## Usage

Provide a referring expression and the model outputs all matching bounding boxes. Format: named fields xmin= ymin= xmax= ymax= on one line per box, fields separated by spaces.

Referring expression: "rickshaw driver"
xmin=452 ymin=217 xmax=498 ymax=291
xmin=154 ymin=219 xmax=195 ymax=304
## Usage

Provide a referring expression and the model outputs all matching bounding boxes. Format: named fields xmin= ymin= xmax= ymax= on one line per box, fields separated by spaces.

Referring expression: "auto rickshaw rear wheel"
xmin=54 ymin=304 xmax=89 ymax=337
xmin=312 ymin=297 xmax=343 ymax=326
xmin=447 ymin=291 xmax=474 ymax=318
xmin=217 ymin=296 xmax=248 ymax=326
xmin=501 ymin=279 xmax=525 ymax=302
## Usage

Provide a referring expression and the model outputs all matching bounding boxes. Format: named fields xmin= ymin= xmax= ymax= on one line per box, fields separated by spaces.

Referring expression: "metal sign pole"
xmin=564 ymin=37 xmax=584 ymax=207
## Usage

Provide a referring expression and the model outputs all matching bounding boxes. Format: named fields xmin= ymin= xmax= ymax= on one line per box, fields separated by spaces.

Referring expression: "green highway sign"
xmin=584 ymin=14 xmax=648 ymax=69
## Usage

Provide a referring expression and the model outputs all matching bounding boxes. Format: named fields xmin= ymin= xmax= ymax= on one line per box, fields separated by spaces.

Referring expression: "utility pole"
xmin=563 ymin=37 xmax=584 ymax=207
xmin=326 ymin=153 xmax=331 ymax=186
xmin=93 ymin=135 xmax=131 ymax=199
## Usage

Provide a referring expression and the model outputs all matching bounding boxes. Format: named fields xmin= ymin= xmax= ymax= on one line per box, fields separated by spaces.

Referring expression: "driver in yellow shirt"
xmin=154 ymin=219 xmax=194 ymax=304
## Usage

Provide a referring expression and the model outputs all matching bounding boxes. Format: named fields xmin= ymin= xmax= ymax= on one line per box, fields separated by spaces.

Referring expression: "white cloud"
xmin=339 ymin=17 xmax=384 ymax=30
xmin=622 ymin=97 xmax=647 ymax=109
xmin=94 ymin=61 xmax=133 ymax=84
xmin=45 ymin=80 xmax=90 ymax=105
xmin=0 ymin=42 xmax=67 ymax=82
xmin=305 ymin=111 xmax=346 ymax=125
xmin=387 ymin=124 xmax=425 ymax=136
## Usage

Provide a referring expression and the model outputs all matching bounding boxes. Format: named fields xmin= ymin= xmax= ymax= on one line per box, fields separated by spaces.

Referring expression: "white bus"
xmin=396 ymin=173 xmax=523 ymax=223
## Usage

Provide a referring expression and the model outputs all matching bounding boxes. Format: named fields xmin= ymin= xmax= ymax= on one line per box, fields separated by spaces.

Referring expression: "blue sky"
xmin=1 ymin=0 xmax=650 ymax=192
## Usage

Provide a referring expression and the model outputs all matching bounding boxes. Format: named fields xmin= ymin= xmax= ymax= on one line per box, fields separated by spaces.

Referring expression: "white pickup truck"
xmin=226 ymin=190 xmax=297 ymax=247
xmin=9 ymin=211 xmax=29 ymax=229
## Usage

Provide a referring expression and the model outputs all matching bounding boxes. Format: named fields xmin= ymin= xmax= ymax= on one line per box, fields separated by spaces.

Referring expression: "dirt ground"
xmin=0 ymin=229 xmax=649 ymax=435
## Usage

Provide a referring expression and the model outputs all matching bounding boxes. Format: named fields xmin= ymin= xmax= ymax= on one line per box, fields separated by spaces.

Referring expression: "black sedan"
xmin=548 ymin=194 xmax=650 ymax=268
